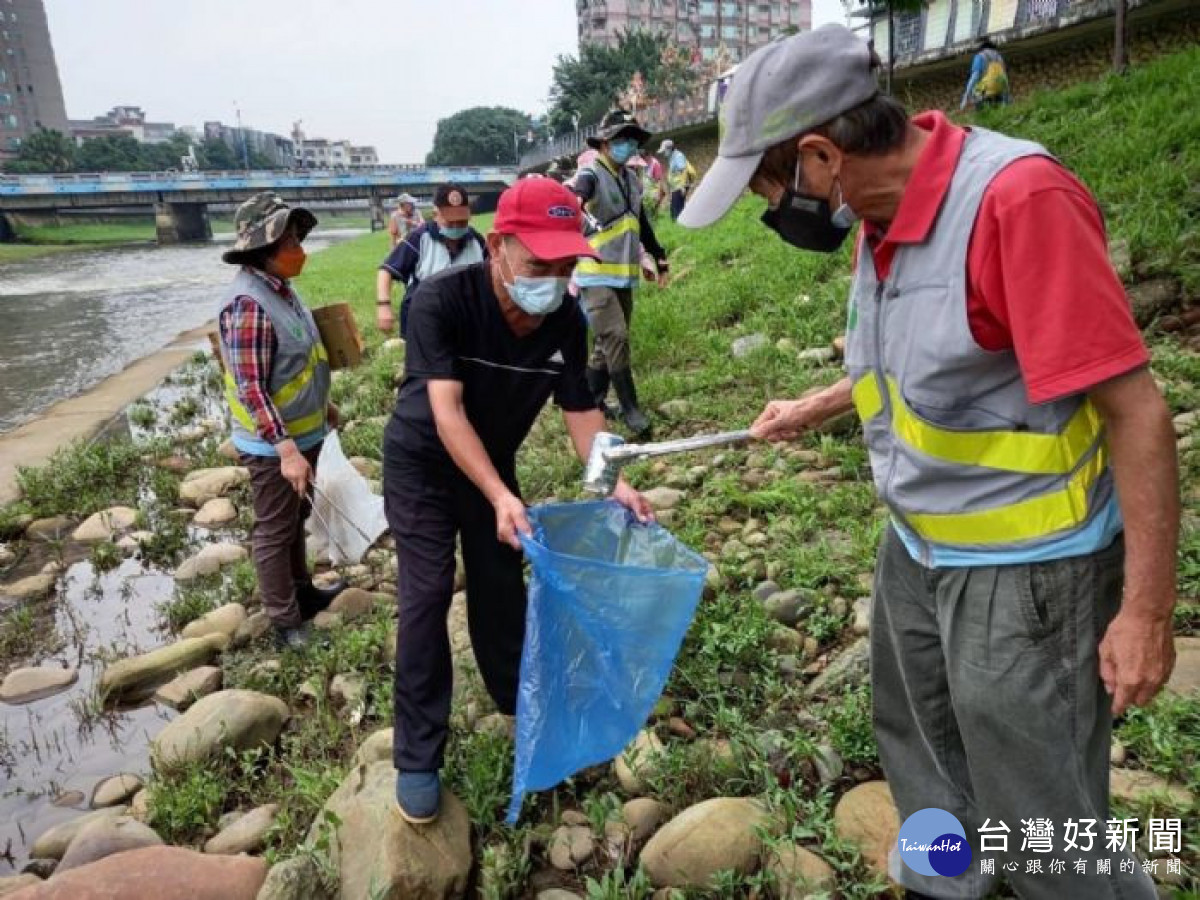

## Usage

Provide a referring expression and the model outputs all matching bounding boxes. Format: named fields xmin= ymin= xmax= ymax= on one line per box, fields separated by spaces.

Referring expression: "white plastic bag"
xmin=308 ymin=431 xmax=388 ymax=565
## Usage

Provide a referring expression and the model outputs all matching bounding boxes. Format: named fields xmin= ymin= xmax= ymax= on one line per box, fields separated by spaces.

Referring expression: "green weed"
xmin=16 ymin=438 xmax=152 ymax=518
xmin=146 ymin=762 xmax=227 ymax=845
xmin=89 ymin=541 xmax=122 ymax=573
xmin=0 ymin=604 xmax=41 ymax=659
xmin=824 ymin=683 xmax=878 ymax=769
xmin=1118 ymin=693 xmax=1200 ymax=794
xmin=127 ymin=401 xmax=158 ymax=429
xmin=584 ymin=865 xmax=655 ymax=900
xmin=160 ymin=583 xmax=219 ymax=632
xmin=443 ymin=729 xmax=516 ymax=836
xmin=168 ymin=396 xmax=201 ymax=427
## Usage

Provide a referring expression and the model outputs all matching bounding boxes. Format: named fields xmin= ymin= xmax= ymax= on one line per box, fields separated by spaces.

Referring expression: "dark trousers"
xmin=383 ymin=451 xmax=527 ymax=772
xmin=872 ymin=527 xmax=1155 ymax=899
xmin=670 ymin=189 xmax=687 ymax=220
xmin=241 ymin=444 xmax=321 ymax=629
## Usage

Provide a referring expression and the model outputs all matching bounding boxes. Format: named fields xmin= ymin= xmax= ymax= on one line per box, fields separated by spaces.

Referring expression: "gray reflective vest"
xmin=576 ymin=156 xmax=644 ymax=287
xmin=844 ymin=128 xmax=1112 ymax=558
xmin=412 ymin=228 xmax=486 ymax=284
xmin=218 ymin=267 xmax=331 ymax=447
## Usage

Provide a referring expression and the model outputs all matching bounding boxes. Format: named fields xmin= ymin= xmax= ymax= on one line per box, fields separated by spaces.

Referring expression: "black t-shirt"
xmin=385 ymin=262 xmax=596 ymax=468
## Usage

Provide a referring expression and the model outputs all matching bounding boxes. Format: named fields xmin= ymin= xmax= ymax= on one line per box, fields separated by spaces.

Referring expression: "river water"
xmin=0 ymin=228 xmax=366 ymax=434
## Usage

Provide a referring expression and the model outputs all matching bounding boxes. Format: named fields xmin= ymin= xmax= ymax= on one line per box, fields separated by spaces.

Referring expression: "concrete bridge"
xmin=0 ymin=166 xmax=518 ymax=243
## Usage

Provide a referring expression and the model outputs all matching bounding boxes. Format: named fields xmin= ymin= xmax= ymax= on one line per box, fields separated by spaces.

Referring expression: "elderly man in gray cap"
xmin=682 ymin=24 xmax=1177 ymax=900
xmin=389 ymin=193 xmax=423 ymax=248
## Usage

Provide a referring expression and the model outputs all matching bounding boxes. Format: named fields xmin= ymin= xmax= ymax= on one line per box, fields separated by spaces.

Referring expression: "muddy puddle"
xmin=0 ymin=559 xmax=176 ymax=871
xmin=0 ymin=358 xmax=233 ymax=872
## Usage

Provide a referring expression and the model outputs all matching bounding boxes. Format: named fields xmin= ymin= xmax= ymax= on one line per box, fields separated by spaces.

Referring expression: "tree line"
xmin=426 ymin=30 xmax=707 ymax=167
xmin=3 ymin=128 xmax=277 ymax=175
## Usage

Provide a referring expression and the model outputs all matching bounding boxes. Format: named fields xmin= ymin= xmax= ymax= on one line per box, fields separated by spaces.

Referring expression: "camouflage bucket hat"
xmin=586 ymin=108 xmax=652 ymax=149
xmin=221 ymin=192 xmax=318 ymax=264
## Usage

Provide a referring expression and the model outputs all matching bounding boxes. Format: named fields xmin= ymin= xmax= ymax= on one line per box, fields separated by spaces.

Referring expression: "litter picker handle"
xmin=612 ymin=428 xmax=754 ymax=462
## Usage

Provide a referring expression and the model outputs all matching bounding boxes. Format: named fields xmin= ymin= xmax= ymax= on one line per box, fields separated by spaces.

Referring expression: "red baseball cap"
xmin=494 ymin=178 xmax=599 ymax=261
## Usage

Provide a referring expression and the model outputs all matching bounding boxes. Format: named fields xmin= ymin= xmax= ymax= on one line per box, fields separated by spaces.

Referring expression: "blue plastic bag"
xmin=507 ymin=500 xmax=708 ymax=823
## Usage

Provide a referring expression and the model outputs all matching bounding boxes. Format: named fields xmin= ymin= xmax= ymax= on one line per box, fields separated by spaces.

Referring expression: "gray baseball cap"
xmin=679 ymin=24 xmax=878 ymax=228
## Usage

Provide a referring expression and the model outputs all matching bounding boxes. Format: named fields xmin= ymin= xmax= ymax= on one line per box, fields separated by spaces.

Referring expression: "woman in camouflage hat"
xmin=216 ymin=191 xmax=346 ymax=650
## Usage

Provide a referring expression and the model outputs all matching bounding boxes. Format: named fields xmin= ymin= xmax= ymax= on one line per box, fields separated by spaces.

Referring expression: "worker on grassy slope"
xmin=570 ymin=109 xmax=670 ymax=438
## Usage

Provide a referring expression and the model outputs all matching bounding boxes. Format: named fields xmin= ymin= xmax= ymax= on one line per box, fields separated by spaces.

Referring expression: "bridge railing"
xmin=0 ymin=166 xmax=519 ymax=196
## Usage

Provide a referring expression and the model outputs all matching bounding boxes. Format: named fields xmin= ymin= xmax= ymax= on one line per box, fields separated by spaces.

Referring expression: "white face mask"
xmin=501 ymin=247 xmax=568 ymax=316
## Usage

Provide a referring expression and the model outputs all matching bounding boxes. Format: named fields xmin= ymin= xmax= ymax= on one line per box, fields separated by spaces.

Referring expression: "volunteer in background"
xmin=388 ymin=193 xmax=424 ymax=247
xmin=681 ymin=25 xmax=1176 ymax=900
xmin=657 ymin=138 xmax=695 ymax=220
xmin=571 ymin=109 xmax=669 ymax=438
xmin=384 ymin=177 xmax=653 ymax=823
xmin=217 ymin=192 xmax=346 ymax=651
xmin=641 ymin=148 xmax=666 ymax=214
xmin=376 ymin=183 xmax=487 ymax=337
xmin=961 ymin=38 xmax=1011 ymax=110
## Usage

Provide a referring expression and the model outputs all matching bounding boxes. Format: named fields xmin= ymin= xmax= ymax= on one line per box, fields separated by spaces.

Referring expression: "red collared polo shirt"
xmin=860 ymin=111 xmax=1149 ymax=404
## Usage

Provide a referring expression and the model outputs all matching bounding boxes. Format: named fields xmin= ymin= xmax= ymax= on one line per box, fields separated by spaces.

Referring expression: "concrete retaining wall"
xmin=628 ymin=4 xmax=1198 ymax=180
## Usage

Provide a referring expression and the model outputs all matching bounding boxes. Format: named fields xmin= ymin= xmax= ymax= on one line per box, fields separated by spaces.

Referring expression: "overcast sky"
xmin=44 ymin=0 xmax=846 ymax=164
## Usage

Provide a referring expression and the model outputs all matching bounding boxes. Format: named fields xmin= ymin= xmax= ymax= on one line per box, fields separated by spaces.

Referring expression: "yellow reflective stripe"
xmin=852 ymin=376 xmax=883 ymax=422
xmin=906 ymin=445 xmax=1108 ymax=545
xmin=283 ymin=407 xmax=328 ymax=437
xmin=587 ymin=215 xmax=639 ymax=250
xmin=273 ymin=345 xmax=325 ymax=409
xmin=884 ymin=377 xmax=1101 ymax=475
xmin=576 ymin=260 xmax=641 ymax=277
xmin=223 ymin=363 xmax=326 ymax=437
xmin=224 ymin=377 xmax=258 ymax=433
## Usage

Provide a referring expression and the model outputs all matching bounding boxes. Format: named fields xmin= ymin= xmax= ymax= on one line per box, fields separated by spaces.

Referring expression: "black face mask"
xmin=761 ymin=190 xmax=852 ymax=253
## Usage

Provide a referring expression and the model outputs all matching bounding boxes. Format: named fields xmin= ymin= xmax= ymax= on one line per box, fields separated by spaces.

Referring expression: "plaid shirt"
xmin=218 ymin=267 xmax=297 ymax=445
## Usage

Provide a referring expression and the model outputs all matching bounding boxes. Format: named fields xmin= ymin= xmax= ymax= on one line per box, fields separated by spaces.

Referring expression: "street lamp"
xmin=234 ymin=102 xmax=250 ymax=170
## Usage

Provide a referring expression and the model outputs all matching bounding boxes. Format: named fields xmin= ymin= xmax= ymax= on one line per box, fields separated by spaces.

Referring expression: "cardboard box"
xmin=313 ymin=303 xmax=365 ymax=370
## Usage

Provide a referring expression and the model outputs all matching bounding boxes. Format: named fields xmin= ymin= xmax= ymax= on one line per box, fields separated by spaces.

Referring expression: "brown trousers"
xmin=241 ymin=444 xmax=321 ymax=628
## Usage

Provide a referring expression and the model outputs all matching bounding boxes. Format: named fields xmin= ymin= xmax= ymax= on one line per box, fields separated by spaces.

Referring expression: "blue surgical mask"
xmin=501 ymin=248 xmax=568 ymax=316
xmin=609 ymin=140 xmax=638 ymax=166
xmin=440 ymin=225 xmax=469 ymax=240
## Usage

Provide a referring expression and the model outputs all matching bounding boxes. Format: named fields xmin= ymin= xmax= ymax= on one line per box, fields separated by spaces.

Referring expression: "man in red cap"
xmin=382 ymin=177 xmax=655 ymax=824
